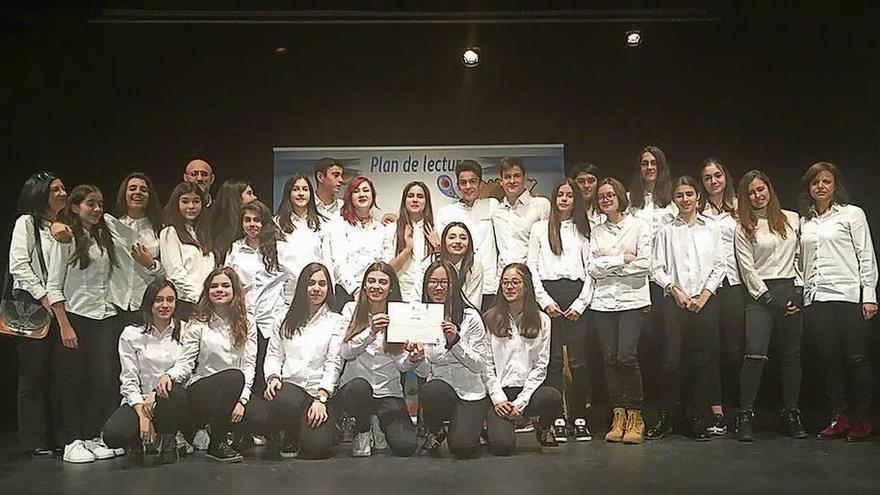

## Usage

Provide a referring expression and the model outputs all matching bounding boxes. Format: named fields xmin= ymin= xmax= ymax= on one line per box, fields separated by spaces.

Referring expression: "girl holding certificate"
xmin=411 ymin=260 xmax=491 ymax=459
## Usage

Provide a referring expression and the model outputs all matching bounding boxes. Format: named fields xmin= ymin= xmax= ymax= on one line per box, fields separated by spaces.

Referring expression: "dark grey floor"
xmin=1 ymin=430 xmax=878 ymax=495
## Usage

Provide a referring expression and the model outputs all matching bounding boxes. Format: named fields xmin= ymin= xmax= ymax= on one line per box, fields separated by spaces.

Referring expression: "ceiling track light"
xmin=462 ymin=47 xmax=480 ymax=67
xmin=626 ymin=30 xmax=642 ymax=47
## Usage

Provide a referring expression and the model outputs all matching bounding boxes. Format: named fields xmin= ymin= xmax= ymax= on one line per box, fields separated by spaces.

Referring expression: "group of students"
xmin=8 ymin=148 xmax=877 ymax=465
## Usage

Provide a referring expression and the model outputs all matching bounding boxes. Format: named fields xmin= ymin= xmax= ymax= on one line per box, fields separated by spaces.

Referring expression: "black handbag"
xmin=0 ymin=217 xmax=53 ymax=339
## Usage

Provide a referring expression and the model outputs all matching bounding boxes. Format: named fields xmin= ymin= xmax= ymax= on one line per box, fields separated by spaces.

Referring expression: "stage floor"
xmin=1 ymin=431 xmax=878 ymax=495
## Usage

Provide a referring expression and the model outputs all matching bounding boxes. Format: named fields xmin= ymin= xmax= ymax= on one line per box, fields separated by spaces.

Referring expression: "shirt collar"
xmin=147 ymin=320 xmax=176 ymax=336
xmin=502 ymin=190 xmax=530 ymax=209
xmin=672 ymin=214 xmax=707 ymax=226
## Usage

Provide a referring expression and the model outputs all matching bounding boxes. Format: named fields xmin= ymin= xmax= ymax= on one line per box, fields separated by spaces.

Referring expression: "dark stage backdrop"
xmin=1 ymin=4 xmax=879 ymax=433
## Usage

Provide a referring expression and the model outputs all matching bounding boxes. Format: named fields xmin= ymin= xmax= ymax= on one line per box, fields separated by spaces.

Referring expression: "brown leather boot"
xmin=623 ymin=409 xmax=645 ymax=444
xmin=604 ymin=407 xmax=627 ymax=442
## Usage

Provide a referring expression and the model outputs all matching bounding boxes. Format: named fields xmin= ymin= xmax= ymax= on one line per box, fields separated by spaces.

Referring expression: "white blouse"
xmin=110 ymin=215 xmax=165 ymax=311
xmin=383 ymin=219 xmax=432 ymax=303
xmin=588 ymin=215 xmax=652 ymax=312
xmin=9 ymin=215 xmax=53 ymax=301
xmin=453 ymin=259 xmax=483 ymax=307
xmin=701 ymin=204 xmax=742 ymax=286
xmin=435 ymin=198 xmax=500 ymax=295
xmin=734 ymin=209 xmax=802 ymax=300
xmin=415 ymin=308 xmax=489 ymax=401
xmin=46 ymin=229 xmax=118 ymax=320
xmin=225 ymin=238 xmax=294 ymax=338
xmin=800 ymin=204 xmax=878 ymax=305
xmin=118 ymin=322 xmax=182 ymax=406
xmin=527 ymin=219 xmax=593 ymax=315
xmin=158 ymin=225 xmax=215 ymax=304
xmin=328 ymin=215 xmax=386 ymax=294
xmin=485 ymin=312 xmax=552 ymax=413
xmin=493 ymin=191 xmax=551 ymax=276
xmin=652 ymin=215 xmax=726 ymax=298
xmin=628 ymin=191 xmax=678 ymax=240
xmin=275 ymin=214 xmax=333 ymax=291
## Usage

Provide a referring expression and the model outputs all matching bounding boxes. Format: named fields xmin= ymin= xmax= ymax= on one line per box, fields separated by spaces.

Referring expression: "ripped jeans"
xmin=740 ymin=279 xmax=803 ymax=412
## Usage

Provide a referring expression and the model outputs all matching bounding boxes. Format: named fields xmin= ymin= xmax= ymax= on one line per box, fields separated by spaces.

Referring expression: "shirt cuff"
xmin=863 ymin=287 xmax=878 ymax=305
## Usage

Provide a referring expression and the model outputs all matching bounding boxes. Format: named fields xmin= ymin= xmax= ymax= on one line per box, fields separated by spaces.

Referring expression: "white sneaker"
xmin=176 ymin=431 xmax=194 ymax=455
xmin=193 ymin=429 xmax=210 ymax=450
xmin=352 ymin=431 xmax=372 ymax=457
xmin=85 ymin=438 xmax=117 ymax=460
xmin=63 ymin=440 xmax=96 ymax=463
xmin=113 ymin=448 xmax=125 ymax=456
xmin=370 ymin=416 xmax=388 ymax=450
xmin=253 ymin=435 xmax=267 ymax=446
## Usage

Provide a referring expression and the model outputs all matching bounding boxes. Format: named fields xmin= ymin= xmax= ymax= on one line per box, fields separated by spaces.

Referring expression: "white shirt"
xmin=800 ymin=204 xmax=878 ymax=305
xmin=415 ymin=308 xmax=489 ymax=401
xmin=158 ymin=225 xmax=216 ymax=304
xmin=436 ymin=198 xmax=500 ymax=295
xmin=734 ymin=209 xmax=802 ymax=300
xmin=527 ymin=219 xmax=593 ymax=315
xmin=453 ymin=259 xmax=483 ymax=307
xmin=316 ymin=198 xmax=344 ymax=219
xmin=263 ymin=304 xmax=344 ymax=396
xmin=110 ymin=215 xmax=164 ymax=311
xmin=701 ymin=203 xmax=742 ymax=286
xmin=166 ymin=314 xmax=258 ymax=402
xmin=484 ymin=312 xmax=551 ymax=412
xmin=652 ymin=215 xmax=726 ymax=297
xmin=383 ymin=219 xmax=432 ymax=303
xmin=587 ymin=208 xmax=607 ymax=230
xmin=9 ymin=215 xmax=53 ymax=301
xmin=493 ymin=192 xmax=551 ymax=281
xmin=276 ymin=214 xmax=333 ymax=293
xmin=338 ymin=302 xmax=418 ymax=398
xmin=328 ymin=215 xmax=386 ymax=294
xmin=118 ymin=322 xmax=182 ymax=406
xmin=628 ymin=192 xmax=678 ymax=240
xmin=225 ymin=239 xmax=294 ymax=338
xmin=46 ymin=232 xmax=118 ymax=320
xmin=588 ymin=215 xmax=652 ymax=312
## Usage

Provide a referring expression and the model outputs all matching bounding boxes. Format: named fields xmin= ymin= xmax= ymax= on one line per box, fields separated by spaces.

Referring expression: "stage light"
xmin=462 ymin=47 xmax=480 ymax=67
xmin=626 ymin=31 xmax=642 ymax=47
xmin=274 ymin=46 xmax=288 ymax=56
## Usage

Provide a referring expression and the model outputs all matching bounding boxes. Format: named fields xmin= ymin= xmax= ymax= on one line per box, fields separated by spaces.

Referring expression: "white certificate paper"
xmin=386 ymin=302 xmax=445 ymax=345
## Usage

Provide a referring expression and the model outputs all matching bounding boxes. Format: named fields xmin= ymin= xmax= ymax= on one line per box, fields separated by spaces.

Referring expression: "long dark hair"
xmin=163 ymin=182 xmax=211 ymax=255
xmin=140 ymin=278 xmax=182 ymax=342
xmin=438 ymin=222 xmax=475 ymax=287
xmin=114 ymin=172 xmax=164 ymax=235
xmin=342 ymin=261 xmax=402 ymax=353
xmin=421 ymin=260 xmax=472 ymax=327
xmin=483 ymin=263 xmax=542 ymax=339
xmin=698 ymin=158 xmax=737 ymax=215
xmin=209 ymin=180 xmax=252 ymax=263
xmin=548 ymin=178 xmax=590 ymax=255
xmin=239 ymin=200 xmax=282 ymax=273
xmin=60 ymin=184 xmax=119 ymax=273
xmin=569 ymin=162 xmax=601 ymax=213
xmin=395 ymin=181 xmax=435 ymax=259
xmin=736 ymin=170 xmax=791 ymax=243
xmin=191 ymin=266 xmax=249 ymax=348
xmin=276 ymin=174 xmax=326 ymax=234
xmin=17 ymin=172 xmax=63 ymax=260
xmin=797 ymin=161 xmax=850 ymax=217
xmin=341 ymin=176 xmax=377 ymax=225
xmin=629 ymin=145 xmax=672 ymax=208
xmin=280 ymin=263 xmax=337 ymax=338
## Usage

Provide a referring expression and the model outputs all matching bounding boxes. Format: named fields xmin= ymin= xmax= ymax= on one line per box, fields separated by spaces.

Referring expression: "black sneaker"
xmin=338 ymin=416 xmax=355 ymax=444
xmin=691 ymin=417 xmax=710 ymax=442
xmin=736 ymin=410 xmax=756 ymax=442
xmin=478 ymin=426 xmax=488 ymax=446
xmin=573 ymin=418 xmax=592 ymax=442
xmin=421 ymin=426 xmax=448 ymax=453
xmin=28 ymin=448 xmax=54 ymax=458
xmin=280 ymin=435 xmax=298 ymax=459
xmin=782 ymin=409 xmax=809 ymax=439
xmin=536 ymin=426 xmax=559 ymax=447
xmin=206 ymin=441 xmax=243 ymax=463
xmin=645 ymin=411 xmax=673 ymax=440
xmin=231 ymin=432 xmax=255 ymax=453
xmin=707 ymin=413 xmax=728 ymax=436
xmin=552 ymin=418 xmax=569 ymax=443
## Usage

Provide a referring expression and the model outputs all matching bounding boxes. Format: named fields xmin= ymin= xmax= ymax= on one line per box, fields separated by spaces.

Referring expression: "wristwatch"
xmin=238 ymin=397 xmax=249 ymax=406
xmin=316 ymin=395 xmax=328 ymax=404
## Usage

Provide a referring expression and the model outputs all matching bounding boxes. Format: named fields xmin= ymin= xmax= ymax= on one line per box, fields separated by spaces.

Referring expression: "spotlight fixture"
xmin=462 ymin=47 xmax=480 ymax=67
xmin=626 ymin=31 xmax=642 ymax=47
xmin=274 ymin=46 xmax=288 ymax=56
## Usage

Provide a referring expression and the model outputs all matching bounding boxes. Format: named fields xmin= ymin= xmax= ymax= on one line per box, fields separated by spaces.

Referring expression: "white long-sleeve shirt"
xmin=383 ymin=219 xmax=432 ymax=303
xmin=158 ymin=225 xmax=215 ymax=304
xmin=225 ymin=239 xmax=294 ymax=338
xmin=109 ymin=215 xmax=164 ymax=311
xmin=46 ymin=231 xmax=118 ymax=320
xmin=262 ymin=304 xmax=344 ymax=396
xmin=9 ymin=215 xmax=53 ymax=301
xmin=484 ymin=312 xmax=551 ymax=412
xmin=701 ymin=204 xmax=742 ymax=286
xmin=652 ymin=215 xmax=726 ymax=298
xmin=315 ymin=198 xmax=344 ymax=219
xmin=453 ymin=259 xmax=483 ymax=307
xmin=275 ymin=214 xmax=333 ymax=293
xmin=493 ymin=192 xmax=551 ymax=279
xmin=415 ymin=308 xmax=489 ymax=401
xmin=527 ymin=219 xmax=593 ymax=315
xmin=588 ymin=215 xmax=652 ymax=312
xmin=734 ymin=209 xmax=802 ymax=300
xmin=328 ymin=215 xmax=386 ymax=294
xmin=628 ymin=192 xmax=678 ymax=240
xmin=435 ymin=198 xmax=500 ymax=295
xmin=166 ymin=314 xmax=258 ymax=402
xmin=800 ymin=204 xmax=878 ymax=306
xmin=118 ymin=322 xmax=182 ymax=406
xmin=338 ymin=302 xmax=419 ymax=398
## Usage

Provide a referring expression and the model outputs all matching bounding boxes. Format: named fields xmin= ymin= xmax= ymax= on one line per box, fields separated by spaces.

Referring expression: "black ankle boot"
xmin=782 ymin=409 xmax=808 ymax=439
xmin=691 ymin=416 xmax=710 ymax=442
xmin=645 ymin=411 xmax=673 ymax=440
xmin=737 ymin=410 xmax=756 ymax=442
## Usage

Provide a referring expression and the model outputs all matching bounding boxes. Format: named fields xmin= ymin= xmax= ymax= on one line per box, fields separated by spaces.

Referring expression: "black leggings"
xmin=543 ymin=279 xmax=591 ymax=420
xmin=593 ymin=308 xmax=646 ymax=410
xmin=420 ymin=379 xmax=488 ymax=459
xmin=263 ymin=384 xmax=335 ymax=459
xmin=717 ymin=284 xmax=746 ymax=407
xmin=337 ymin=378 xmax=417 ymax=457
xmin=485 ymin=386 xmax=562 ymax=456
xmin=805 ymin=301 xmax=873 ymax=418
xmin=102 ymin=383 xmax=189 ymax=449
xmin=185 ymin=369 xmax=266 ymax=446
xmin=17 ymin=321 xmax=59 ymax=450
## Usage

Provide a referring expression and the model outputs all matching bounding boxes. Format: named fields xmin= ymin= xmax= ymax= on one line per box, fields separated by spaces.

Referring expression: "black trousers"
xmin=542 ymin=279 xmax=591 ymax=420
xmin=593 ymin=308 xmax=646 ymax=410
xmin=804 ymin=301 xmax=873 ymax=418
xmin=254 ymin=330 xmax=269 ymax=396
xmin=740 ymin=279 xmax=803 ymax=411
xmin=337 ymin=378 xmax=417 ymax=457
xmin=102 ymin=383 xmax=189 ymax=449
xmin=185 ymin=369 xmax=266 ymax=446
xmin=16 ymin=321 xmax=60 ymax=450
xmin=657 ymin=296 xmax=721 ymax=415
xmin=420 ymin=379 xmax=487 ymax=459
xmin=54 ymin=313 xmax=121 ymax=443
xmin=263 ymin=383 xmax=335 ymax=459
xmin=717 ymin=283 xmax=746 ymax=407
xmin=485 ymin=386 xmax=562 ymax=456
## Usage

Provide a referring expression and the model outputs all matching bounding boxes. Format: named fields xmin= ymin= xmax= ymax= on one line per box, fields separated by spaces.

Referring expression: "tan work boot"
xmin=605 ymin=407 xmax=627 ymax=442
xmin=623 ymin=409 xmax=645 ymax=444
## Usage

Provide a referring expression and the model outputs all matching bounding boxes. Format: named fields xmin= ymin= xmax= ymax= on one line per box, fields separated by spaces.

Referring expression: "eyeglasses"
xmin=499 ymin=279 xmax=523 ymax=288
xmin=598 ymin=193 xmax=617 ymax=201
xmin=427 ymin=279 xmax=450 ymax=288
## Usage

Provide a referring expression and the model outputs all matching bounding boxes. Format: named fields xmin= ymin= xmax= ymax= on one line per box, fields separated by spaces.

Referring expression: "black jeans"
xmin=254 ymin=331 xmax=269 ymax=396
xmin=804 ymin=301 xmax=873 ymax=418
xmin=185 ymin=369 xmax=265 ymax=447
xmin=657 ymin=296 xmax=721 ymax=415
xmin=420 ymin=379 xmax=488 ymax=459
xmin=54 ymin=313 xmax=121 ymax=443
xmin=337 ymin=378 xmax=417 ymax=457
xmin=485 ymin=386 xmax=562 ymax=456
xmin=740 ymin=279 xmax=803 ymax=411
xmin=542 ymin=279 xmax=591 ymax=420
xmin=263 ymin=383 xmax=335 ymax=459
xmin=102 ymin=383 xmax=189 ymax=449
xmin=16 ymin=321 xmax=59 ymax=450
xmin=593 ymin=308 xmax=646 ymax=410
xmin=717 ymin=283 xmax=746 ymax=407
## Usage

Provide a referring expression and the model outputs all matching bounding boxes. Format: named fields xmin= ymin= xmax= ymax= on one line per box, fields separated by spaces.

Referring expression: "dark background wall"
xmin=2 ymin=2 xmax=879 ymax=432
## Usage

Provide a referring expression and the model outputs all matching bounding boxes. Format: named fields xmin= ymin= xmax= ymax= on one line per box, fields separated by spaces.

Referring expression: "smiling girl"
xmin=438 ymin=222 xmax=483 ymax=305
xmin=384 ymin=181 xmax=439 ymax=302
